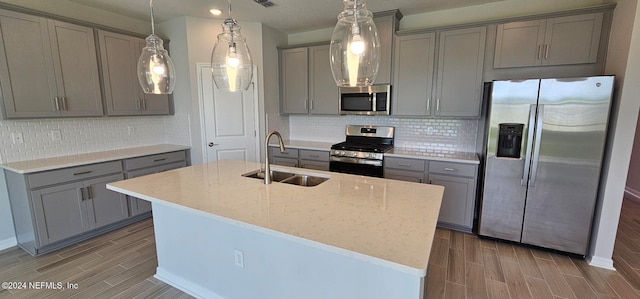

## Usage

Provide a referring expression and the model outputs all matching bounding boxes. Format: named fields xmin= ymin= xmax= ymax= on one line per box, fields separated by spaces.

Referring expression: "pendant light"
xmin=211 ymin=0 xmax=253 ymax=92
xmin=137 ymin=0 xmax=176 ymax=94
xmin=330 ymin=0 xmax=380 ymax=87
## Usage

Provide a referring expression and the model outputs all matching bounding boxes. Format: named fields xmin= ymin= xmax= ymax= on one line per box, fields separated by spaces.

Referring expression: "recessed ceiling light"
xmin=210 ymin=8 xmax=223 ymax=16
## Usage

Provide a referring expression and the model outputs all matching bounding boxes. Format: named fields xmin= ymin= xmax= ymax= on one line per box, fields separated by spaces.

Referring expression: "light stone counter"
xmin=0 ymin=144 xmax=190 ymax=174
xmin=107 ymin=160 xmax=444 ymax=277
xmin=386 ymin=148 xmax=480 ymax=164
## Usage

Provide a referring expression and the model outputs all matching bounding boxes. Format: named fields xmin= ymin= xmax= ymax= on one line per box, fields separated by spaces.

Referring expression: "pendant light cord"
xmin=149 ymin=0 xmax=156 ymax=35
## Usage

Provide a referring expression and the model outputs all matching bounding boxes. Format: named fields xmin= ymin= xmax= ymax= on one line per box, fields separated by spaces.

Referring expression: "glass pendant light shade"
xmin=330 ymin=0 xmax=380 ymax=87
xmin=211 ymin=19 xmax=253 ymax=92
xmin=137 ymin=34 xmax=176 ymax=94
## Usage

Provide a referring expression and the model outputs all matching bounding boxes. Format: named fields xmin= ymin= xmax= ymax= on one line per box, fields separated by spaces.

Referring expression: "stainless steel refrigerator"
xmin=478 ymin=76 xmax=614 ymax=256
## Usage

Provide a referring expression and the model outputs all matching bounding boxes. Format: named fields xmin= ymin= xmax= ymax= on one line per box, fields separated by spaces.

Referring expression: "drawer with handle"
xmin=429 ymin=161 xmax=476 ymax=177
xmin=384 ymin=157 xmax=426 ymax=172
xmin=270 ymin=147 xmax=299 ymax=159
xmin=125 ymin=151 xmax=186 ymax=170
xmin=299 ymin=149 xmax=329 ymax=161
xmin=28 ymin=160 xmax=123 ymax=189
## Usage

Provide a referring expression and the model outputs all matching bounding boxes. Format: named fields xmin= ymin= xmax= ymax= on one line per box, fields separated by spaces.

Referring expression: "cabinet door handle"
xmin=280 ymin=152 xmax=289 ymax=155
xmin=79 ymin=188 xmax=85 ymax=201
xmin=142 ymin=98 xmax=147 ymax=110
xmin=426 ymin=98 xmax=430 ymax=111
xmin=537 ymin=44 xmax=543 ymax=60
xmin=86 ymin=186 xmax=93 ymax=200
xmin=309 ymin=154 xmax=320 ymax=158
xmin=53 ymin=97 xmax=61 ymax=111
xmin=398 ymin=163 xmax=412 ymax=167
xmin=60 ymin=96 xmax=67 ymax=111
xmin=73 ymin=170 xmax=92 ymax=176
xmin=153 ymin=158 xmax=167 ymax=162
xmin=310 ymin=100 xmax=314 ymax=111
xmin=436 ymin=99 xmax=440 ymax=111
xmin=304 ymin=100 xmax=308 ymax=110
xmin=136 ymin=98 xmax=141 ymax=110
xmin=419 ymin=178 xmax=423 ymax=183
xmin=444 ymin=167 xmax=457 ymax=172
xmin=544 ymin=44 xmax=549 ymax=60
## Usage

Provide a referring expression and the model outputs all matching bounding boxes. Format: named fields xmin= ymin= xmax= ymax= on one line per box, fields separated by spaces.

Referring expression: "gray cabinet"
xmin=392 ymin=33 xmax=436 ymax=116
xmin=269 ymin=147 xmax=299 ymax=167
xmin=124 ymin=151 xmax=188 ymax=216
xmin=427 ymin=161 xmax=477 ymax=232
xmin=280 ymin=47 xmax=309 ymax=114
xmin=384 ymin=157 xmax=426 ymax=183
xmin=0 ymin=9 xmax=103 ymax=118
xmin=434 ymin=27 xmax=486 ymax=117
xmin=269 ymin=147 xmax=330 ymax=171
xmin=494 ymin=13 xmax=603 ymax=68
xmin=299 ymin=149 xmax=330 ymax=171
xmin=98 ymin=30 xmax=170 ymax=116
xmin=5 ymin=149 xmax=189 ymax=255
xmin=280 ymin=45 xmax=339 ymax=115
xmin=309 ymin=45 xmax=339 ymax=114
xmin=393 ymin=26 xmax=485 ymax=117
xmin=372 ymin=10 xmax=401 ymax=85
xmin=8 ymin=161 xmax=126 ymax=253
xmin=383 ymin=157 xmax=478 ymax=232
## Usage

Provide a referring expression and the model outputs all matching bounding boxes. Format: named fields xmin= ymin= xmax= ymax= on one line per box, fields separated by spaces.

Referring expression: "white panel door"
xmin=199 ymin=64 xmax=259 ymax=163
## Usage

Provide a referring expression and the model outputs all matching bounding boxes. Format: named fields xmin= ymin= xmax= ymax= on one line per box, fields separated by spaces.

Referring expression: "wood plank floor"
xmin=1 ymin=197 xmax=640 ymax=298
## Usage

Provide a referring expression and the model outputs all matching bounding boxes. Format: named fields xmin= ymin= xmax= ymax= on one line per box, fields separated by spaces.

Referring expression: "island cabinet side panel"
xmin=151 ymin=203 xmax=425 ymax=299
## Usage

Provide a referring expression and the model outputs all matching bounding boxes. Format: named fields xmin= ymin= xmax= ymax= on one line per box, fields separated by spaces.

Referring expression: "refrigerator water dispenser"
xmin=497 ymin=123 xmax=523 ymax=158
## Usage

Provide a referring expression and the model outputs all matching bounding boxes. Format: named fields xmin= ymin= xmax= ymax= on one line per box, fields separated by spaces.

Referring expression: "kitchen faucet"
xmin=264 ymin=130 xmax=286 ymax=184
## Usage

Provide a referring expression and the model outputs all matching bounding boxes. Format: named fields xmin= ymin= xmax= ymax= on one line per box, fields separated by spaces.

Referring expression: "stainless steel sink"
xmin=242 ymin=169 xmax=329 ymax=187
xmin=279 ymin=175 xmax=329 ymax=187
xmin=242 ymin=170 xmax=295 ymax=182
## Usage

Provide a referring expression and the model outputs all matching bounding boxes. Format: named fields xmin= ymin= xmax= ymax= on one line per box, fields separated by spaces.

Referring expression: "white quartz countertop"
xmin=270 ymin=139 xmax=479 ymax=164
xmin=0 ymin=144 xmax=190 ymax=174
xmin=107 ymin=160 xmax=444 ymax=276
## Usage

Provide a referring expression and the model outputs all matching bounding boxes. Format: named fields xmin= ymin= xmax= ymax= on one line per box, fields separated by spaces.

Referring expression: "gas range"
xmin=329 ymin=125 xmax=394 ymax=177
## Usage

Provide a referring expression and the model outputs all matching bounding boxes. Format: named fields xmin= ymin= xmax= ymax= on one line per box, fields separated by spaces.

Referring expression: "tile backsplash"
xmin=0 ymin=113 xmax=191 ymax=164
xmin=288 ymin=115 xmax=480 ymax=154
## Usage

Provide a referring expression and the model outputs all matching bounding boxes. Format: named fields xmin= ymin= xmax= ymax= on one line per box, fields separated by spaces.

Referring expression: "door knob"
xmin=208 ymin=142 xmax=219 ymax=147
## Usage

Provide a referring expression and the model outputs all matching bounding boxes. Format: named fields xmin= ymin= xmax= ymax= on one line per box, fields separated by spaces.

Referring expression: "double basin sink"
xmin=242 ymin=169 xmax=329 ymax=187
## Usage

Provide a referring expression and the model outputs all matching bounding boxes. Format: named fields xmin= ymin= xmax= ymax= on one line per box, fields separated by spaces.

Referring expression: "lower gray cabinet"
xmin=268 ymin=147 xmax=330 ymax=171
xmin=5 ymin=149 xmax=189 ymax=256
xmin=125 ymin=160 xmax=188 ymax=216
xmin=30 ymin=173 xmax=127 ymax=246
xmin=299 ymin=149 xmax=329 ymax=171
xmin=384 ymin=157 xmax=478 ymax=232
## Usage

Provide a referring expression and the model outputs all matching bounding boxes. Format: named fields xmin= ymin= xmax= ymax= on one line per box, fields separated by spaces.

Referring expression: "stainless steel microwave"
xmin=339 ymin=85 xmax=391 ymax=115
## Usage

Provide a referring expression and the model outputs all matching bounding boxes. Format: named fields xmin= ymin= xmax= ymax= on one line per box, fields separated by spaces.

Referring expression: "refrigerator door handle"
xmin=529 ymin=104 xmax=544 ymax=187
xmin=521 ymin=104 xmax=537 ymax=186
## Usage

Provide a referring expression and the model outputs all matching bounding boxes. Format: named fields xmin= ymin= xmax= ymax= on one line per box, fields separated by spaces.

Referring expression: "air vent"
xmin=253 ymin=0 xmax=275 ymax=7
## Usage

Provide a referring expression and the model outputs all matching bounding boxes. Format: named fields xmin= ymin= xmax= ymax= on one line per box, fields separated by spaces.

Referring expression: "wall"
xmin=589 ymin=0 xmax=640 ymax=268
xmin=290 ymin=115 xmax=478 ymax=154
xmin=157 ymin=17 xmax=287 ymax=165
xmin=627 ymin=118 xmax=640 ymax=199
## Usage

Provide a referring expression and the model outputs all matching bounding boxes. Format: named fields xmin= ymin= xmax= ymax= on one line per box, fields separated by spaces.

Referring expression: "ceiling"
xmin=65 ymin=0 xmax=505 ymax=34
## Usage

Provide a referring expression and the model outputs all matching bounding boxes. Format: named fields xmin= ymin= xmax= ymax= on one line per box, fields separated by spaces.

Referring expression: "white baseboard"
xmin=587 ymin=255 xmax=616 ymax=270
xmin=154 ymin=267 xmax=224 ymax=299
xmin=0 ymin=237 xmax=17 ymax=251
xmin=625 ymin=187 xmax=640 ymax=203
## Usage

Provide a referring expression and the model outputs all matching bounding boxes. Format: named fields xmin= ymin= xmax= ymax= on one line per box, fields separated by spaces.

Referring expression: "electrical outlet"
xmin=127 ymin=126 xmax=135 ymax=135
xmin=11 ymin=132 xmax=24 ymax=144
xmin=234 ymin=249 xmax=244 ymax=268
xmin=51 ymin=130 xmax=62 ymax=141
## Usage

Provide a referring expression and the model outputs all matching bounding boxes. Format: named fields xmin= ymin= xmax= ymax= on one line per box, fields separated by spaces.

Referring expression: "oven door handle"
xmin=330 ymin=156 xmax=383 ymax=167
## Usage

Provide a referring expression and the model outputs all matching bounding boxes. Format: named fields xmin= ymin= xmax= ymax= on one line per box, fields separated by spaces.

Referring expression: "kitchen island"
xmin=107 ymin=160 xmax=444 ymax=299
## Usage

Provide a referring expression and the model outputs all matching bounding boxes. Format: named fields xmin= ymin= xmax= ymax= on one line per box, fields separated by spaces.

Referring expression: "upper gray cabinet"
xmin=392 ymin=33 xmax=436 ymax=116
xmin=494 ymin=13 xmax=603 ymax=68
xmin=0 ymin=9 xmax=103 ymax=118
xmin=280 ymin=47 xmax=310 ymax=114
xmin=372 ymin=10 xmax=401 ymax=85
xmin=393 ymin=26 xmax=486 ymax=117
xmin=435 ymin=27 xmax=486 ymax=117
xmin=309 ymin=45 xmax=339 ymax=114
xmin=280 ymin=45 xmax=339 ymax=115
xmin=98 ymin=30 xmax=170 ymax=116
